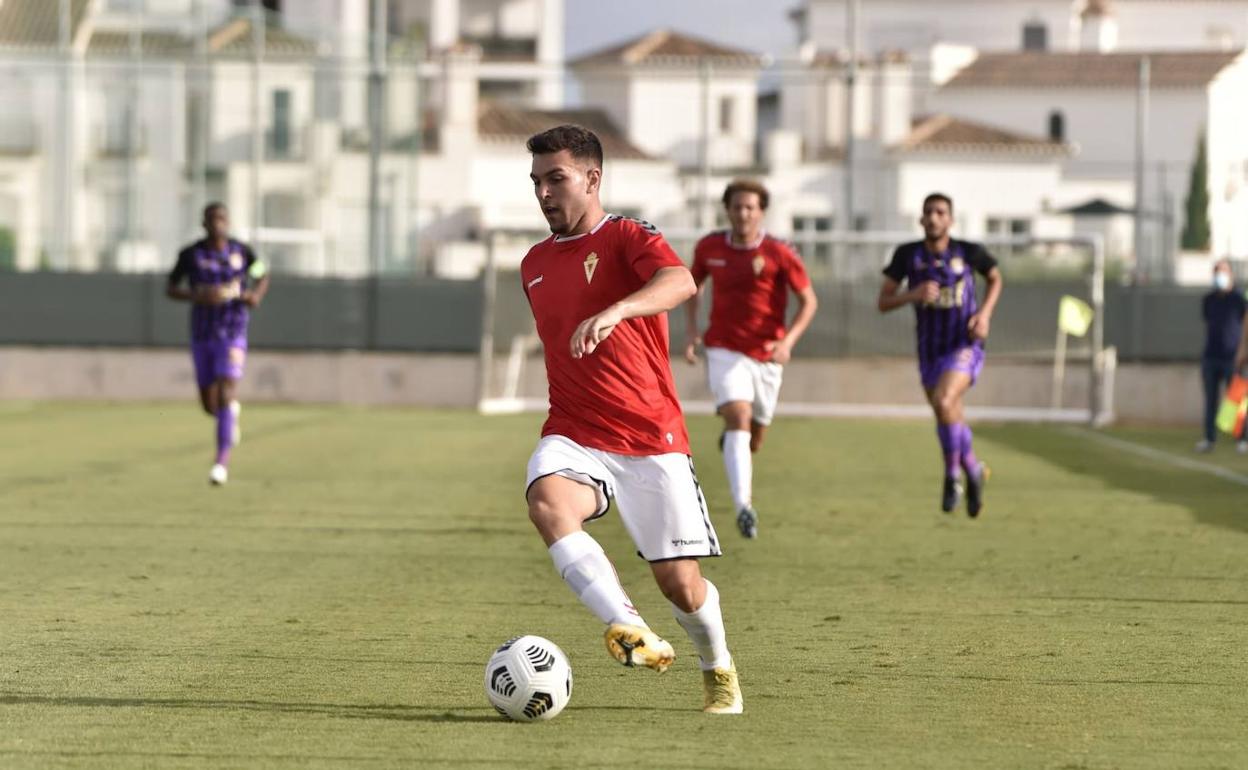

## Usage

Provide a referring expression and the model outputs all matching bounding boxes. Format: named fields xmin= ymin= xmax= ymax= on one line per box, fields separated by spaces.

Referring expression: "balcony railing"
xmin=462 ymin=35 xmax=538 ymax=62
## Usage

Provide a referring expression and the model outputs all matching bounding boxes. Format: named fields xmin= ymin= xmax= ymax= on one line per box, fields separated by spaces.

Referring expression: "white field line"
xmin=1066 ymin=427 xmax=1248 ymax=488
xmin=479 ymin=397 xmax=1090 ymax=424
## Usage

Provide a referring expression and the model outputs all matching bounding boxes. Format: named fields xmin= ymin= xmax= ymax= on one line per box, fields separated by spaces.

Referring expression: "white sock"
xmin=671 ymin=579 xmax=732 ymax=671
xmin=722 ymin=430 xmax=752 ymax=510
xmin=548 ymin=531 xmax=645 ymax=627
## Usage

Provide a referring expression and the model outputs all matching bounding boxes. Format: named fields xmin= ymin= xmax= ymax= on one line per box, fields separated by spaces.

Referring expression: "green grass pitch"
xmin=1 ymin=402 xmax=1246 ymax=768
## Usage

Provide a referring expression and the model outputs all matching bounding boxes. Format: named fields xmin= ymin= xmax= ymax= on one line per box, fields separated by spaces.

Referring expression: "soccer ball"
xmin=484 ymin=635 xmax=573 ymax=722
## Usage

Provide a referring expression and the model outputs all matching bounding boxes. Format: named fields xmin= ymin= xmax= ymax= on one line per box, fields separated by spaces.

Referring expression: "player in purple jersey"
xmin=877 ymin=193 xmax=1003 ymax=517
xmin=166 ymin=203 xmax=269 ymax=486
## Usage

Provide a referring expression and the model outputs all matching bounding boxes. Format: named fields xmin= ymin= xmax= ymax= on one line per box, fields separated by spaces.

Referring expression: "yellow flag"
xmin=1058 ymin=295 xmax=1094 ymax=337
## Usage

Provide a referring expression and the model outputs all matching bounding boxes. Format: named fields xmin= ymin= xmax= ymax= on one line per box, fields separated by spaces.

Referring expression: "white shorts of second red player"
xmin=525 ymin=435 xmax=721 ymax=562
xmin=705 ymin=346 xmax=784 ymax=426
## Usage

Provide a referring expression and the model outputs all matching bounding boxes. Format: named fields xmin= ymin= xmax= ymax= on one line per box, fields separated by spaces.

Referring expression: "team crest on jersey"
xmin=949 ymin=257 xmax=965 ymax=275
xmin=583 ymin=252 xmax=599 ymax=284
xmin=751 ymin=255 xmax=765 ymax=276
xmin=229 ymin=253 xmax=244 ymax=270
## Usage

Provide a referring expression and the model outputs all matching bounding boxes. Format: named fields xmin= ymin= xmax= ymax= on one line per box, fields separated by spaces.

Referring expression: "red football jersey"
xmin=521 ymin=215 xmax=691 ymax=456
xmin=691 ymin=231 xmax=812 ymax=361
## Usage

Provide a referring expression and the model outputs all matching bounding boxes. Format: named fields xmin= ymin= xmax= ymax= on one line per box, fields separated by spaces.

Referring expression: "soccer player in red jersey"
xmin=683 ymin=180 xmax=818 ymax=539
xmin=521 ymin=125 xmax=742 ymax=713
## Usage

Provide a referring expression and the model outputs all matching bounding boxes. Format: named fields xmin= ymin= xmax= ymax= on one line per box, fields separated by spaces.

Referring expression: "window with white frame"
xmin=986 ymin=217 xmax=1031 ymax=238
xmin=718 ymin=96 xmax=735 ymax=134
xmin=792 ymin=214 xmax=833 ymax=261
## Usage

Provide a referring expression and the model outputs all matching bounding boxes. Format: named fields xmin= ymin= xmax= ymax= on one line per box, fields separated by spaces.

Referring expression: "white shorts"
xmin=705 ymin=346 xmax=784 ymax=426
xmin=525 ymin=435 xmax=721 ymax=562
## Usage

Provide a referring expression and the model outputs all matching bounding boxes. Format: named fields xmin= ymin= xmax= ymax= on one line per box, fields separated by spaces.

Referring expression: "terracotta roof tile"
xmin=897 ymin=114 xmax=1070 ymax=156
xmin=207 ymin=17 xmax=317 ymax=58
xmin=0 ymin=0 xmax=90 ymax=49
xmin=944 ymin=50 xmax=1241 ymax=89
xmin=87 ymin=31 xmax=191 ymax=57
xmin=478 ymin=103 xmax=653 ymax=161
xmin=571 ymin=28 xmax=763 ymax=68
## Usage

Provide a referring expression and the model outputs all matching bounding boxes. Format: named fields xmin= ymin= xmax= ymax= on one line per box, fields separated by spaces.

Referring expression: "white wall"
xmin=1071 ymin=212 xmax=1134 ymax=261
xmin=896 ymin=158 xmax=1065 ymax=239
xmin=934 ymin=86 xmax=1205 ymax=176
xmin=1206 ymin=59 xmax=1248 ymax=257
xmin=207 ymin=61 xmax=316 ymax=165
xmin=0 ymin=158 xmax=43 ymax=270
xmin=800 ymin=0 xmax=1072 ymax=53
xmin=590 ymin=70 xmax=757 ymax=169
xmin=1111 ymin=2 xmax=1248 ymax=50
xmin=761 ymin=161 xmax=843 ymax=233
xmin=600 ymin=158 xmax=686 ymax=227
xmin=777 ymin=61 xmax=911 ymax=162
xmin=798 ymin=0 xmax=1248 ymax=54
xmin=82 ymin=62 xmax=189 ymax=269
xmin=1052 ymin=177 xmax=1134 ymax=211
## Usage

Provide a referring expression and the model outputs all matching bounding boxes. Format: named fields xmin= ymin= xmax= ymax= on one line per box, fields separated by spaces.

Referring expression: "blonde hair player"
xmin=519 ymin=124 xmax=743 ymax=714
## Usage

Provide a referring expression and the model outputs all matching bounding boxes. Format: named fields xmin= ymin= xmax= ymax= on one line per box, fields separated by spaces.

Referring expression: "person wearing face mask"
xmin=1198 ymin=259 xmax=1247 ymax=453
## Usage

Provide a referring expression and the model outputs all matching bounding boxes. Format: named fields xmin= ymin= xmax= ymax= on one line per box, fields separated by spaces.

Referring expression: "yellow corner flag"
xmin=1058 ymin=295 xmax=1094 ymax=338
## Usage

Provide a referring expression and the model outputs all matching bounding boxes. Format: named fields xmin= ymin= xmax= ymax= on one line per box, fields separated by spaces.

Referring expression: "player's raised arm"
xmin=571 ymin=265 xmax=696 ymax=359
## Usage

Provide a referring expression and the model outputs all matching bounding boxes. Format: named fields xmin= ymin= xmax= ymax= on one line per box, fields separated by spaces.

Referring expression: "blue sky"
xmin=563 ymin=0 xmax=796 ymax=60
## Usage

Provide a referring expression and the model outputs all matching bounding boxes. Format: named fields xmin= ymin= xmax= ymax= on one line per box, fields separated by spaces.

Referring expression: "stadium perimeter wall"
xmin=0 ymin=347 xmax=1201 ymax=425
xmin=0 ymin=271 xmax=1220 ymax=361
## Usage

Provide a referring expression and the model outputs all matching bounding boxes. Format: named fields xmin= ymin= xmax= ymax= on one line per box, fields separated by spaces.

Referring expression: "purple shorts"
xmin=191 ymin=338 xmax=247 ymax=389
xmin=920 ymin=345 xmax=984 ymax=390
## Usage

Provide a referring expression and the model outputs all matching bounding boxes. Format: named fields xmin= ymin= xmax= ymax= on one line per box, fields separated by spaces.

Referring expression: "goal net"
xmin=476 ymin=229 xmax=1113 ymax=425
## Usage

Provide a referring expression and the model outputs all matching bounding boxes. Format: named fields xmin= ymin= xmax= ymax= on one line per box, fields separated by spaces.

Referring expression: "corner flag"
xmin=1058 ymin=295 xmax=1094 ymax=338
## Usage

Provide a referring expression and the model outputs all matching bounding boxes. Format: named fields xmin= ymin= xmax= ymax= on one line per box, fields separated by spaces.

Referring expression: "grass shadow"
xmin=976 ymin=423 xmax=1248 ymax=535
xmin=0 ymin=693 xmax=499 ymax=723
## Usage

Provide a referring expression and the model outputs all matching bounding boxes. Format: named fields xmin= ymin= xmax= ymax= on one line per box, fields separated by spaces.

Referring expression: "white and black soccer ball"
xmin=484 ymin=635 xmax=573 ymax=722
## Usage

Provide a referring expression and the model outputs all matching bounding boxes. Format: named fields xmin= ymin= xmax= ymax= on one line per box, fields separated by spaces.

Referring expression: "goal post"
xmin=476 ymin=228 xmax=1114 ymax=426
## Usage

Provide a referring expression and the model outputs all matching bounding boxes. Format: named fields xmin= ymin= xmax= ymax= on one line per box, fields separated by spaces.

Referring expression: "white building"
xmin=791 ymin=0 xmax=1248 ymax=56
xmin=933 ymin=49 xmax=1248 ymax=264
xmin=571 ymin=29 xmax=765 ymax=171
xmin=773 ymin=0 xmax=1248 ymax=264
xmin=568 ymin=29 xmax=1072 ymax=257
xmin=0 ymin=0 xmax=588 ymax=276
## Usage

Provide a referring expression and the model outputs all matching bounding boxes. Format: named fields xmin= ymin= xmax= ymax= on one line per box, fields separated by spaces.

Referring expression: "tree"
xmin=0 ymin=227 xmax=15 ymax=271
xmin=1180 ymin=132 xmax=1211 ymax=252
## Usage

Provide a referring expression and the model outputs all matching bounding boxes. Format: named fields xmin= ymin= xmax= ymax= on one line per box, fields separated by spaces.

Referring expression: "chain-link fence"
xmin=0 ymin=0 xmax=1230 ymax=285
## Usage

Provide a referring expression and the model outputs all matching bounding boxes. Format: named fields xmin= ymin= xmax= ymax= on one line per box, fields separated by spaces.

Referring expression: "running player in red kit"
xmin=520 ymin=125 xmax=742 ymax=714
xmin=684 ymin=180 xmax=818 ymax=539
